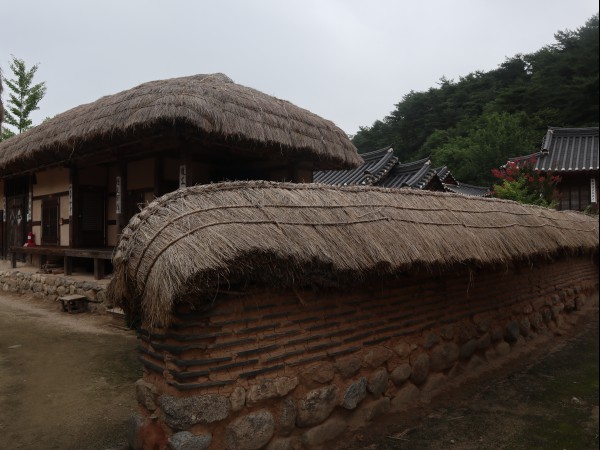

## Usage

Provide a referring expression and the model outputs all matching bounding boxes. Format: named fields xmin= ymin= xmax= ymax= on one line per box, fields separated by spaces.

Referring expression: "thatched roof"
xmin=0 ymin=73 xmax=361 ymax=176
xmin=108 ymin=181 xmax=599 ymax=327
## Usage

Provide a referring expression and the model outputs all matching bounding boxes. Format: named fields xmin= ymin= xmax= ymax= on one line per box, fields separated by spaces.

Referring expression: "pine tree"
xmin=0 ymin=68 xmax=4 ymax=125
xmin=1 ymin=56 xmax=47 ymax=140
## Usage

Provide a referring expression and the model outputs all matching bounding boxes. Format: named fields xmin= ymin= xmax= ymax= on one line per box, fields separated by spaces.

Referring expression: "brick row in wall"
xmin=137 ymin=257 xmax=598 ymax=394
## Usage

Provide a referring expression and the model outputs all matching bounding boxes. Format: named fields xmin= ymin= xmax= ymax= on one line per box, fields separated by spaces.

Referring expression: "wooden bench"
xmin=58 ymin=294 xmax=88 ymax=313
xmin=9 ymin=246 xmax=114 ymax=280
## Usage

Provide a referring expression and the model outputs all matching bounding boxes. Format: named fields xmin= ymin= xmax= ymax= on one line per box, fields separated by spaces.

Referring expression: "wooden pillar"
xmin=69 ymin=166 xmax=79 ymax=247
xmin=1 ymin=203 xmax=5 ymax=260
xmin=27 ymin=174 xmax=34 ymax=235
xmin=116 ymin=161 xmax=128 ymax=236
xmin=154 ymin=155 xmax=163 ymax=198
xmin=180 ymin=150 xmax=193 ymax=188
xmin=93 ymin=258 xmax=105 ymax=280
xmin=64 ymin=256 xmax=73 ymax=276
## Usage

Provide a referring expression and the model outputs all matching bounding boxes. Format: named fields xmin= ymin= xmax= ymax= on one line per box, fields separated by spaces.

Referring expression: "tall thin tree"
xmin=1 ymin=56 xmax=47 ymax=140
xmin=0 ymin=68 xmax=4 ymax=125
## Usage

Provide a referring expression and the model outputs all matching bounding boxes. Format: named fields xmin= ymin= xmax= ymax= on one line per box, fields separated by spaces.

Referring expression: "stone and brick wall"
xmin=0 ymin=270 xmax=108 ymax=309
xmin=130 ymin=255 xmax=598 ymax=450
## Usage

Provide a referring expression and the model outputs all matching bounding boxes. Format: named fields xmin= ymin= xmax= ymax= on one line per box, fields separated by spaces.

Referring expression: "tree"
xmin=491 ymin=157 xmax=561 ymax=208
xmin=431 ymin=111 xmax=541 ymax=185
xmin=1 ymin=56 xmax=47 ymax=140
xmin=351 ymin=13 xmax=599 ymax=176
xmin=0 ymin=68 xmax=4 ymax=125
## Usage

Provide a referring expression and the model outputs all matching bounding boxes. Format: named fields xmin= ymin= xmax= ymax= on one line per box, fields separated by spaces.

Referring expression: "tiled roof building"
xmin=443 ymin=182 xmax=491 ymax=197
xmin=378 ymin=157 xmax=442 ymax=190
xmin=436 ymin=166 xmax=491 ymax=197
xmin=510 ymin=127 xmax=599 ymax=172
xmin=315 ymin=147 xmax=444 ymax=192
xmin=509 ymin=127 xmax=599 ymax=211
xmin=313 ymin=146 xmax=397 ymax=186
xmin=315 ymin=147 xmax=491 ymax=196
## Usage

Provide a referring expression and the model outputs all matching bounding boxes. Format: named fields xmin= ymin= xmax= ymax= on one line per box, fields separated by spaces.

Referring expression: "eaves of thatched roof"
xmin=107 ymin=181 xmax=599 ymax=327
xmin=0 ymin=73 xmax=361 ymax=176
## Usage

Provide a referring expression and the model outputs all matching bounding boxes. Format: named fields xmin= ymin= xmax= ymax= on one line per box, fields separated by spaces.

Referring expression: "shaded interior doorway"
xmin=79 ymin=186 xmax=105 ymax=247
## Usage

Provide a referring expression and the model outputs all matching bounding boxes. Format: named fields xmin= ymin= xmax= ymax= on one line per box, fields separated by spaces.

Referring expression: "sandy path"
xmin=0 ymin=292 xmax=141 ymax=450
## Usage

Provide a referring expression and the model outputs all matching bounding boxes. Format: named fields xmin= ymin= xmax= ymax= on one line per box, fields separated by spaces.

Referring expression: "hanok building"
xmin=314 ymin=146 xmax=444 ymax=191
xmin=0 ymin=73 xmax=361 ymax=278
xmin=509 ymin=126 xmax=599 ymax=211
xmin=436 ymin=166 xmax=491 ymax=197
xmin=314 ymin=145 xmax=492 ymax=195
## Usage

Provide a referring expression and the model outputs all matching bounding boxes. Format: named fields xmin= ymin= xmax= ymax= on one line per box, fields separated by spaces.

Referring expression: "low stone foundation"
xmin=129 ymin=255 xmax=598 ymax=450
xmin=0 ymin=269 xmax=108 ymax=311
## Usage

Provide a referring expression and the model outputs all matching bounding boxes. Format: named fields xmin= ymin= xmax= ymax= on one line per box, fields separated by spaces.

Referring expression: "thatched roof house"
xmin=0 ymin=74 xmax=361 ymax=269
xmin=0 ymin=73 xmax=361 ymax=177
xmin=108 ymin=181 xmax=599 ymax=327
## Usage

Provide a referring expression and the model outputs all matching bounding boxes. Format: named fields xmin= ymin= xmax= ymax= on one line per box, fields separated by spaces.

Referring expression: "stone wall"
xmin=129 ymin=255 xmax=599 ymax=450
xmin=0 ymin=270 xmax=108 ymax=310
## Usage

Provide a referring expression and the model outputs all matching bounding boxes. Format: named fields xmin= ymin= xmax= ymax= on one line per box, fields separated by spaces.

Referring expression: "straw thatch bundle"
xmin=0 ymin=73 xmax=361 ymax=176
xmin=108 ymin=181 xmax=599 ymax=327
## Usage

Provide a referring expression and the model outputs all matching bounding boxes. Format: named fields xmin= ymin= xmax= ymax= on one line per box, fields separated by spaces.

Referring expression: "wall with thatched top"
xmin=107 ymin=180 xmax=599 ymax=328
xmin=111 ymin=181 xmax=599 ymax=449
xmin=0 ymin=73 xmax=361 ymax=177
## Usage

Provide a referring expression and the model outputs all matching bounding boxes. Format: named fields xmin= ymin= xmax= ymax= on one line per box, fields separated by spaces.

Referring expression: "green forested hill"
xmin=352 ymin=14 xmax=599 ymax=185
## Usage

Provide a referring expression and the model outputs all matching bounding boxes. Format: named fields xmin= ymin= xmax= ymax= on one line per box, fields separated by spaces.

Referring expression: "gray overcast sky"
xmin=1 ymin=0 xmax=598 ymax=137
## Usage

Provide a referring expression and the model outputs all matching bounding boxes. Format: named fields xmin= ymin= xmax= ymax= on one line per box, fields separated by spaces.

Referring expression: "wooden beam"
xmin=9 ymin=246 xmax=113 ymax=259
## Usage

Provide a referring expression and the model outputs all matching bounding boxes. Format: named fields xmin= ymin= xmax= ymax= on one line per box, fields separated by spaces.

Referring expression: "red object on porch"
xmin=24 ymin=232 xmax=36 ymax=247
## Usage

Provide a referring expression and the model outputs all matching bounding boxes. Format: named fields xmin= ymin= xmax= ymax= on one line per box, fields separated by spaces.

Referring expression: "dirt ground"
xmin=0 ymin=291 xmax=598 ymax=450
xmin=0 ymin=292 xmax=140 ymax=450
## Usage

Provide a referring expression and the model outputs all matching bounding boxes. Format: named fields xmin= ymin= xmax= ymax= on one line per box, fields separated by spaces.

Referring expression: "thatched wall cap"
xmin=107 ymin=181 xmax=599 ymax=327
xmin=0 ymin=73 xmax=361 ymax=175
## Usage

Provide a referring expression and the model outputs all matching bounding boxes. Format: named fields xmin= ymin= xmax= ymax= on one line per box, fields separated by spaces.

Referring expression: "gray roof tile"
xmin=444 ymin=183 xmax=491 ymax=197
xmin=510 ymin=127 xmax=599 ymax=172
xmin=314 ymin=146 xmax=397 ymax=185
xmin=315 ymin=150 xmax=445 ymax=191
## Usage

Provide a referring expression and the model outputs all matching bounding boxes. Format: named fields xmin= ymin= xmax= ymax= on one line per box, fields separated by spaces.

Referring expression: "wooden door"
xmin=41 ymin=199 xmax=60 ymax=245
